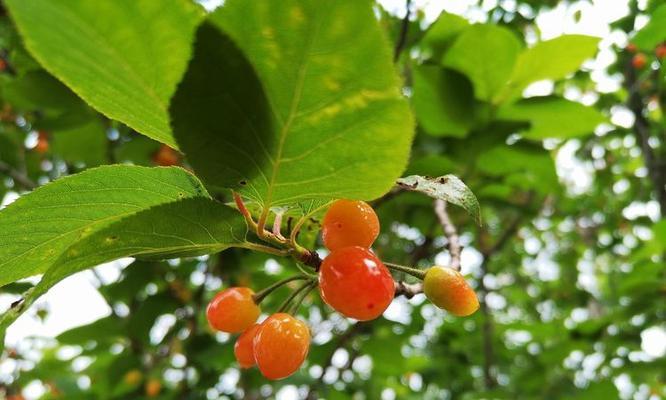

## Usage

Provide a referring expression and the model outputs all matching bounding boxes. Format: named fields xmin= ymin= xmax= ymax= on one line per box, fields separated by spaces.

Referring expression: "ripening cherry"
xmin=145 ymin=379 xmax=161 ymax=397
xmin=234 ymin=323 xmax=261 ymax=369
xmin=152 ymin=144 xmax=180 ymax=166
xmin=319 ymin=246 xmax=395 ymax=321
xmin=253 ymin=313 xmax=310 ymax=380
xmin=632 ymin=53 xmax=648 ymax=69
xmin=34 ymin=131 xmax=49 ymax=154
xmin=626 ymin=43 xmax=637 ymax=53
xmin=423 ymin=266 xmax=479 ymax=317
xmin=321 ymin=199 xmax=380 ymax=251
xmin=656 ymin=43 xmax=666 ymax=60
xmin=0 ymin=58 xmax=7 ymax=72
xmin=123 ymin=369 xmax=143 ymax=386
xmin=206 ymin=287 xmax=260 ymax=333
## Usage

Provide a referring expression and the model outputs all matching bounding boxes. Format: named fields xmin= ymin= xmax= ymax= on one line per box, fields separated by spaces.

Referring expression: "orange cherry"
xmin=423 ymin=266 xmax=479 ymax=316
xmin=632 ymin=53 xmax=648 ymax=69
xmin=206 ymin=287 xmax=260 ymax=333
xmin=253 ymin=313 xmax=310 ymax=380
xmin=234 ymin=323 xmax=261 ymax=369
xmin=321 ymin=199 xmax=380 ymax=251
xmin=152 ymin=144 xmax=180 ymax=166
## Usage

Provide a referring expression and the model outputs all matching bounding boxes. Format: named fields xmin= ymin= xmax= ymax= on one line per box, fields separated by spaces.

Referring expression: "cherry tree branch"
xmin=393 ymin=0 xmax=413 ymax=62
xmin=434 ymin=199 xmax=462 ymax=271
xmin=0 ymin=160 xmax=37 ymax=190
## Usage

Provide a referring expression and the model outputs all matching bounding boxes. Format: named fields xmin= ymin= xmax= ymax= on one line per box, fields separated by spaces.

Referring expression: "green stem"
xmin=277 ymin=280 xmax=313 ymax=313
xmin=288 ymin=281 xmax=318 ymax=315
xmin=384 ymin=262 xmax=426 ymax=280
xmin=239 ymin=242 xmax=288 ymax=257
xmin=252 ymin=275 xmax=309 ymax=304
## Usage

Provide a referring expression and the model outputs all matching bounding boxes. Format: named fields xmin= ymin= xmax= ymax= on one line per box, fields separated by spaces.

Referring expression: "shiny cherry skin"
xmin=253 ymin=313 xmax=310 ymax=380
xmin=234 ymin=323 xmax=261 ymax=369
xmin=206 ymin=287 xmax=260 ymax=333
xmin=319 ymin=246 xmax=395 ymax=321
xmin=321 ymin=199 xmax=380 ymax=251
xmin=423 ymin=266 xmax=479 ymax=317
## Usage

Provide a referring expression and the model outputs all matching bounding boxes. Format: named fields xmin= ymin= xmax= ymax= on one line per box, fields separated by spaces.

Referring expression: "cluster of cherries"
xmin=206 ymin=199 xmax=479 ymax=380
xmin=629 ymin=42 xmax=666 ymax=69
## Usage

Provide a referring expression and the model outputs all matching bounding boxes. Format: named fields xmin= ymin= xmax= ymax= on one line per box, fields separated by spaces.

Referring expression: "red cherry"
xmin=656 ymin=44 xmax=666 ymax=60
xmin=34 ymin=131 xmax=49 ymax=154
xmin=632 ymin=53 xmax=648 ymax=69
xmin=253 ymin=313 xmax=310 ymax=380
xmin=423 ymin=266 xmax=479 ymax=316
xmin=319 ymin=246 xmax=395 ymax=321
xmin=321 ymin=199 xmax=380 ymax=251
xmin=152 ymin=144 xmax=180 ymax=166
xmin=626 ymin=43 xmax=637 ymax=53
xmin=206 ymin=287 xmax=260 ymax=333
xmin=234 ymin=323 xmax=260 ymax=369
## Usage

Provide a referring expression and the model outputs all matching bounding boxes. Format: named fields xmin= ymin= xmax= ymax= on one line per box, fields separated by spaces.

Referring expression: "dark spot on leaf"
xmin=239 ymin=180 xmax=247 ymax=186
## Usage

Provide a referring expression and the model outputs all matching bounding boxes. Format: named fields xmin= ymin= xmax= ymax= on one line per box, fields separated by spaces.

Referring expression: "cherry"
xmin=626 ymin=43 xmax=637 ymax=53
xmin=123 ymin=369 xmax=143 ymax=386
xmin=234 ymin=323 xmax=261 ymax=369
xmin=34 ymin=131 xmax=49 ymax=154
xmin=319 ymin=246 xmax=395 ymax=321
xmin=145 ymin=379 xmax=161 ymax=397
xmin=632 ymin=53 xmax=648 ymax=69
xmin=206 ymin=287 xmax=260 ymax=333
xmin=152 ymin=144 xmax=180 ymax=166
xmin=253 ymin=313 xmax=310 ymax=380
xmin=321 ymin=199 xmax=380 ymax=251
xmin=656 ymin=43 xmax=666 ymax=60
xmin=423 ymin=266 xmax=479 ymax=317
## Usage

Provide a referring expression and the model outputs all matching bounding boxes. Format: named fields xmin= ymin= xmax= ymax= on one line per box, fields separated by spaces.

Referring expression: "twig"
xmin=394 ymin=280 xmax=423 ymax=298
xmin=434 ymin=200 xmax=462 ymax=271
xmin=624 ymin=56 xmax=666 ymax=215
xmin=0 ymin=160 xmax=37 ymax=190
xmin=393 ymin=0 xmax=413 ymax=62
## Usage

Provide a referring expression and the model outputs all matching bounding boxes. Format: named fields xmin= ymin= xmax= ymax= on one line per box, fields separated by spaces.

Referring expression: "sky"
xmin=1 ymin=0 xmax=665 ymax=399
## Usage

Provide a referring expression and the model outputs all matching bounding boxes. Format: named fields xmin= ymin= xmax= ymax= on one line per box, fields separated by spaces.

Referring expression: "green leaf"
xmin=442 ymin=24 xmax=522 ymax=101
xmin=499 ymin=35 xmax=600 ymax=101
xmin=1 ymin=197 xmax=248 ymax=349
xmin=396 ymin=175 xmax=481 ymax=224
xmin=476 ymin=144 xmax=558 ymax=195
xmin=412 ymin=66 xmax=477 ymax=138
xmin=5 ymin=0 xmax=204 ymax=147
xmin=171 ymin=0 xmax=414 ymax=208
xmin=51 ymin=119 xmax=107 ymax=167
xmin=632 ymin=4 xmax=666 ymax=50
xmin=0 ymin=165 xmax=208 ymax=287
xmin=420 ymin=11 xmax=469 ymax=60
xmin=497 ymin=96 xmax=605 ymax=139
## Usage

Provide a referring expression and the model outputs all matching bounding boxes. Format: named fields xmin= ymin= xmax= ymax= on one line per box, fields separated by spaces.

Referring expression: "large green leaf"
xmin=499 ymin=35 xmax=600 ymax=101
xmin=171 ymin=0 xmax=414 ymax=208
xmin=420 ymin=11 xmax=469 ymax=60
xmin=5 ymin=0 xmax=204 ymax=147
xmin=0 ymin=197 xmax=248 ymax=350
xmin=497 ymin=96 xmax=606 ymax=139
xmin=412 ymin=66 xmax=477 ymax=138
xmin=632 ymin=4 xmax=666 ymax=50
xmin=0 ymin=165 xmax=208 ymax=287
xmin=442 ymin=24 xmax=522 ymax=101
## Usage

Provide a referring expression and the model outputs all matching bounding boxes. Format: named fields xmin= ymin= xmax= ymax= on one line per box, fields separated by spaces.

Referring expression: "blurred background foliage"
xmin=0 ymin=0 xmax=665 ymax=399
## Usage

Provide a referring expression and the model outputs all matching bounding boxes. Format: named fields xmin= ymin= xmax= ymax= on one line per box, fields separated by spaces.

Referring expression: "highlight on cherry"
xmin=205 ymin=196 xmax=480 ymax=380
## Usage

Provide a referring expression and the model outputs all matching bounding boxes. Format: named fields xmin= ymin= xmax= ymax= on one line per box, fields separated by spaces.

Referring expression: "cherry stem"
xmin=252 ymin=275 xmax=310 ymax=304
xmin=384 ymin=262 xmax=427 ymax=280
xmin=287 ymin=280 xmax=318 ymax=315
xmin=277 ymin=280 xmax=314 ymax=313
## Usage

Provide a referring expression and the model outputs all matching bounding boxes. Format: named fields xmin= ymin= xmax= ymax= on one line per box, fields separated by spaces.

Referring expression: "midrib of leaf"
xmin=261 ymin=8 xmax=322 ymax=211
